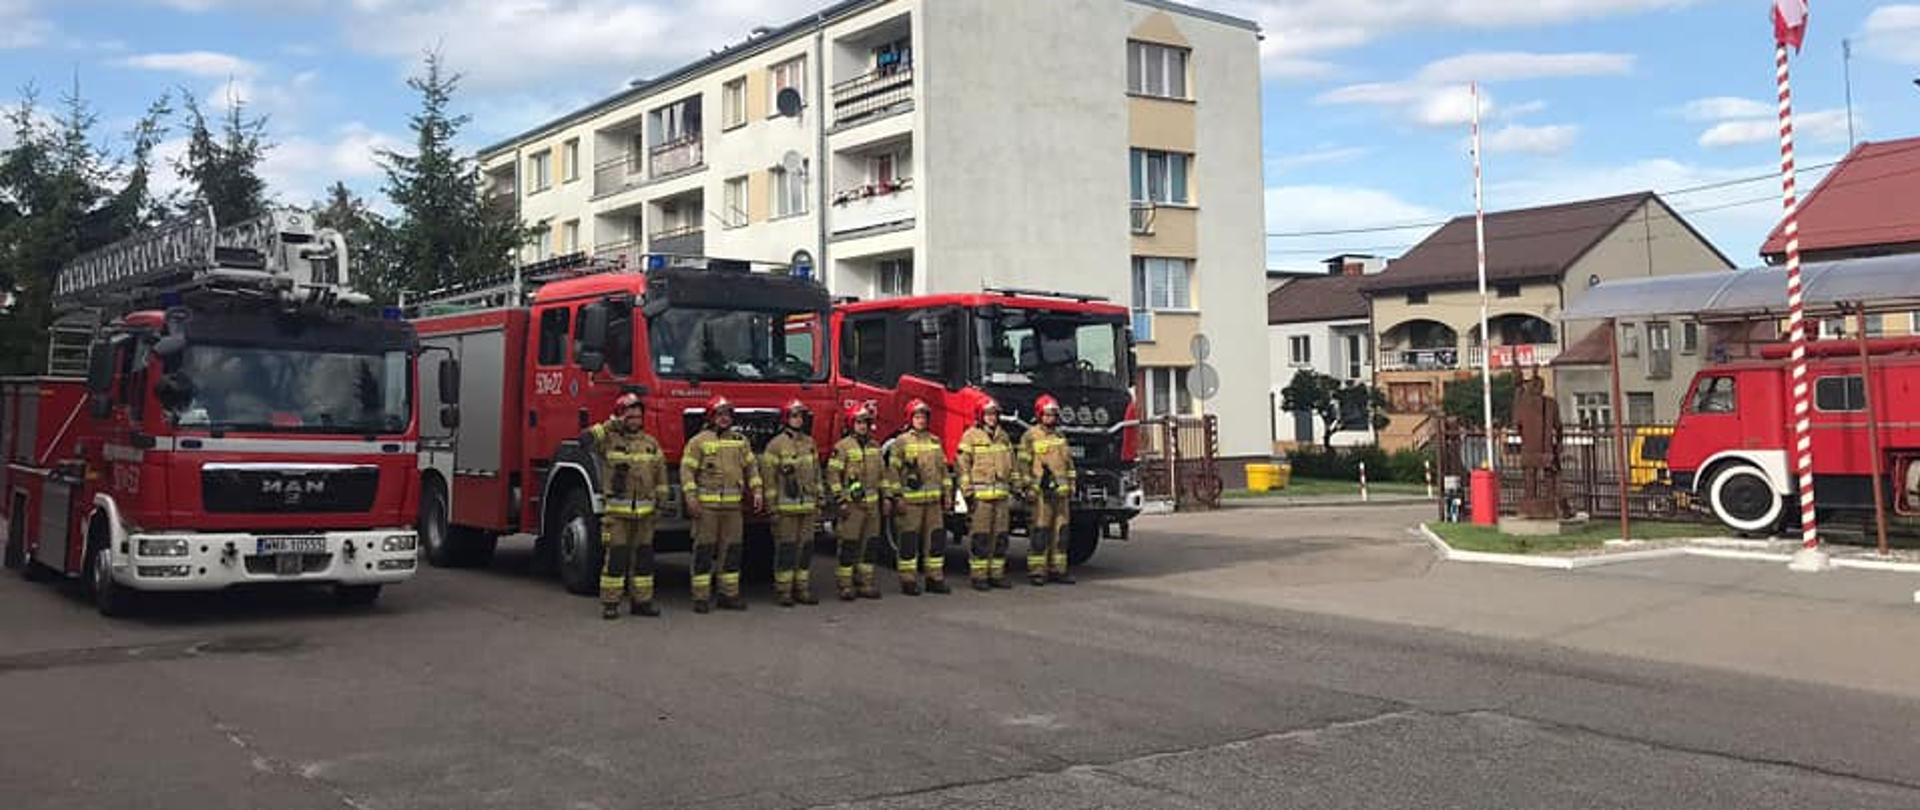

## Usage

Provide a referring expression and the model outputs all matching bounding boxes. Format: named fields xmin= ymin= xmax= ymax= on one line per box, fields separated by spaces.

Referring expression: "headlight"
xmin=1094 ymin=407 xmax=1111 ymax=425
xmin=138 ymin=538 xmax=190 ymax=557
xmin=382 ymin=534 xmax=418 ymax=552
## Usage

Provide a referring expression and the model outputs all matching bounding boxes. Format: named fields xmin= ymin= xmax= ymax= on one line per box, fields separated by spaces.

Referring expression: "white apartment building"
xmin=478 ymin=0 xmax=1272 ymax=467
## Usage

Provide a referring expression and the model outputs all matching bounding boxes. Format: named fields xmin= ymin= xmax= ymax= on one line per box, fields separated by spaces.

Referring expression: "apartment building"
xmin=477 ymin=0 xmax=1273 ymax=467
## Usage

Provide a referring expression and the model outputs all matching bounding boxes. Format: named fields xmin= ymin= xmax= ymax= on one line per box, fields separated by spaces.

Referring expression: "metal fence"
xmin=1140 ymin=415 xmax=1222 ymax=511
xmin=1433 ymin=421 xmax=1707 ymax=523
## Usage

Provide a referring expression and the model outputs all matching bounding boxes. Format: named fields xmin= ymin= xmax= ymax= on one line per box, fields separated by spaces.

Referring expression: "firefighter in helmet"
xmin=887 ymin=398 xmax=952 ymax=595
xmin=761 ymin=399 xmax=822 ymax=607
xmin=1021 ymin=394 xmax=1077 ymax=585
xmin=956 ymin=394 xmax=1019 ymax=590
xmin=681 ymin=395 xmax=764 ymax=612
xmin=580 ymin=393 xmax=669 ymax=619
xmin=826 ymin=401 xmax=889 ymax=600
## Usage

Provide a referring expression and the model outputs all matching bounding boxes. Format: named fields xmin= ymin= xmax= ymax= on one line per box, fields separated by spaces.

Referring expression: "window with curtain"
xmin=1127 ymin=41 xmax=1190 ymax=99
xmin=1142 ymin=367 xmax=1193 ymax=417
xmin=1130 ymin=149 xmax=1190 ymax=205
xmin=1132 ymin=257 xmax=1192 ymax=311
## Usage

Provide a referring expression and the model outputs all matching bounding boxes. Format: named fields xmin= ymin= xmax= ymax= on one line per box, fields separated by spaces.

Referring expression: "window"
xmin=1407 ymin=291 xmax=1428 ymax=306
xmin=1690 ymin=376 xmax=1736 ymax=414
xmin=1130 ymin=149 xmax=1191 ymax=205
xmin=841 ymin=317 xmax=893 ymax=386
xmin=1127 ymin=40 xmax=1189 ymax=99
xmin=1618 ymin=322 xmax=1639 ymax=356
xmin=1143 ymin=367 xmax=1193 ymax=418
xmin=772 ymin=163 xmax=807 ymax=218
xmin=1288 ymin=335 xmax=1311 ymax=366
xmin=561 ymin=220 xmax=580 ymax=254
xmin=1681 ymin=321 xmax=1700 ymax=355
xmin=1815 ymin=375 xmax=1866 ymax=412
xmin=873 ymin=38 xmax=911 ymax=74
xmin=723 ymin=176 xmax=749 ymax=228
xmin=527 ymin=150 xmax=552 ymax=193
xmin=1496 ymin=283 xmax=1521 ymax=298
xmin=1344 ymin=333 xmax=1366 ymax=379
xmin=651 ymin=97 xmax=700 ymax=145
xmin=722 ymin=77 xmax=748 ymax=129
xmin=870 ymin=153 xmax=895 ymax=186
xmin=537 ymin=308 xmax=571 ymax=366
xmin=1627 ymin=392 xmax=1655 ymax=424
xmin=877 ymin=258 xmax=912 ymax=298
xmin=1132 ymin=257 xmax=1192 ymax=311
xmin=1574 ymin=392 xmax=1611 ymax=428
xmin=532 ymin=224 xmax=552 ymax=259
xmin=575 ymin=301 xmax=633 ymax=377
xmin=1818 ymin=317 xmax=1846 ymax=340
xmin=562 ymin=139 xmax=580 ymax=183
xmin=769 ymin=57 xmax=806 ymax=110
xmin=1866 ymin=314 xmax=1885 ymax=337
xmin=1645 ymin=321 xmax=1672 ymax=380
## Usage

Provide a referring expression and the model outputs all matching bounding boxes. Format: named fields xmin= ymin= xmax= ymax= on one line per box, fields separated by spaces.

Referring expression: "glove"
xmin=684 ymin=495 xmax=703 ymax=520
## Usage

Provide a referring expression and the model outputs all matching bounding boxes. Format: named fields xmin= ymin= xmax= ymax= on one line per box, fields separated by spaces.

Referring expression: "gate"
xmin=1140 ymin=415 xmax=1223 ymax=510
xmin=1434 ymin=421 xmax=1703 ymax=522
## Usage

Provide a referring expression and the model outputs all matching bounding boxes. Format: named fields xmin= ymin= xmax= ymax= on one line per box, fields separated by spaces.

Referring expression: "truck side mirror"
xmin=438 ymin=358 xmax=461 ymax=405
xmin=916 ymin=318 xmax=944 ymax=380
xmin=86 ymin=344 xmax=113 ymax=419
xmin=578 ymin=303 xmax=609 ymax=373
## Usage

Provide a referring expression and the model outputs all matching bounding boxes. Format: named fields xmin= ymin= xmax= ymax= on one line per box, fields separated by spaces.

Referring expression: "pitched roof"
xmin=1551 ymin=325 xmax=1615 ymax=367
xmin=1761 ymin=136 xmax=1920 ymax=259
xmin=1361 ymin=193 xmax=1661 ymax=294
xmin=1267 ymin=273 xmax=1370 ymax=324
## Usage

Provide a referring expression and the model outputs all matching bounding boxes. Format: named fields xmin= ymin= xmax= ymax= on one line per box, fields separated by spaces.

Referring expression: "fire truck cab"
xmin=832 ymin=289 xmax=1143 ymax=565
xmin=1 ymin=208 xmax=442 ymax=615
xmin=411 ymin=255 xmax=838 ymax=594
xmin=1668 ymin=337 xmax=1920 ymax=533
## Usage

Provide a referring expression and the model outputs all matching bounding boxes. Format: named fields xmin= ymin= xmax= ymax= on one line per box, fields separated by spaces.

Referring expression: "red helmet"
xmin=975 ymin=396 xmax=1002 ymax=423
xmin=614 ymin=393 xmax=644 ymax=413
xmin=905 ymin=399 xmax=931 ymax=420
xmin=784 ymin=399 xmax=810 ymax=418
xmin=845 ymin=401 xmax=876 ymax=423
xmin=706 ymin=395 xmax=734 ymax=416
xmin=1035 ymin=394 xmax=1062 ymax=415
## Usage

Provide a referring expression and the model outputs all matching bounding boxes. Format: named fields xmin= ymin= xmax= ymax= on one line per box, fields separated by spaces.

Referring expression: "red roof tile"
xmin=1267 ymin=274 xmax=1370 ymax=324
xmin=1761 ymin=136 xmax=1920 ymax=259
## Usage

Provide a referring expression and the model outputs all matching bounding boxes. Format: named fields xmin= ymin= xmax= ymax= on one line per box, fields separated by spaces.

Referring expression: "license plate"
xmin=257 ymin=537 xmax=326 ymax=555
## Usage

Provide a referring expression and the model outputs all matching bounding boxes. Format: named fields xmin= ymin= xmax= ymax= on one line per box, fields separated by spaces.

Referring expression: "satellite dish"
xmin=775 ymin=87 xmax=805 ymax=118
xmin=1189 ymin=333 xmax=1211 ymax=362
xmin=781 ymin=150 xmax=806 ymax=175
xmin=1189 ymin=364 xmax=1221 ymax=402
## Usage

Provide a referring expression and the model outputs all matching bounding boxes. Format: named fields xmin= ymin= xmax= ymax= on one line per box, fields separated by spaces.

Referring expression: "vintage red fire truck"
xmin=1668 ymin=337 xmax=1920 ymax=534
xmin=833 ymin=289 xmax=1143 ymax=565
xmin=0 ymin=208 xmax=447 ymax=615
xmin=409 ymin=254 xmax=838 ymax=594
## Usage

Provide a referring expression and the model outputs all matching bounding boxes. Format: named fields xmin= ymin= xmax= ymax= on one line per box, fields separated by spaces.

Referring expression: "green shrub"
xmin=1283 ymin=445 xmax=1431 ymax=483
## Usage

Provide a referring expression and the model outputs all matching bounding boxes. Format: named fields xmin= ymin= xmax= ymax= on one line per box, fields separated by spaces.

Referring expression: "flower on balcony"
xmin=831 ymin=175 xmax=914 ymax=206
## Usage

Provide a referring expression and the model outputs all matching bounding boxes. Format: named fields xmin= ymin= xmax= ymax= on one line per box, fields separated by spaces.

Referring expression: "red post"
xmin=1471 ymin=468 xmax=1498 ymax=526
xmin=1855 ymin=307 xmax=1891 ymax=556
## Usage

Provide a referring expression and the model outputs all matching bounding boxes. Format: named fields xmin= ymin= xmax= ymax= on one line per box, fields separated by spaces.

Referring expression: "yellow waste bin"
xmin=1245 ymin=463 xmax=1280 ymax=493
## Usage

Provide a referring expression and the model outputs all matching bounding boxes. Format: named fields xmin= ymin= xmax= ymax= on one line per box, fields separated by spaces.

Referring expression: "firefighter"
xmin=826 ymin=401 xmax=888 ymax=601
xmin=1021 ymin=394 xmax=1077 ymax=585
xmin=762 ymin=399 xmax=822 ymax=608
xmin=582 ymin=393 xmax=669 ymax=619
xmin=888 ymin=399 xmax=952 ymax=595
xmin=681 ymin=395 xmax=764 ymax=613
xmin=956 ymin=396 xmax=1018 ymax=590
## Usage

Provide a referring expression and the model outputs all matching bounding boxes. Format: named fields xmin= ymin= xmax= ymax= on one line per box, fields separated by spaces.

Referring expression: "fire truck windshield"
xmin=975 ymin=309 xmax=1129 ymax=391
xmin=647 ymin=307 xmax=827 ymax=382
xmin=164 ymin=345 xmax=412 ymax=434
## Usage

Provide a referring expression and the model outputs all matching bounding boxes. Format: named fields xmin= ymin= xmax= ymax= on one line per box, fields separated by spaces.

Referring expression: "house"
xmin=1762 ymin=136 xmax=1920 ymax=265
xmin=473 ymin=0 xmax=1274 ymax=470
xmin=1361 ymin=192 xmax=1734 ymax=448
xmin=1268 ymin=270 xmax=1374 ymax=448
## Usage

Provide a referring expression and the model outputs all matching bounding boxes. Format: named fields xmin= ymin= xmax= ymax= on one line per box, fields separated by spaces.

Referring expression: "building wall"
xmin=1270 ymin=318 xmax=1373 ymax=448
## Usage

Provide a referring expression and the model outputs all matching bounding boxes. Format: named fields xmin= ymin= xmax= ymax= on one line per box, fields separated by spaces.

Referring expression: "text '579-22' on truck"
xmin=1 ymin=207 xmax=452 ymax=616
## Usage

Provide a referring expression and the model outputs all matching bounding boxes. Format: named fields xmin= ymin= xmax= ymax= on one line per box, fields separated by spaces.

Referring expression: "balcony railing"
xmin=1377 ymin=347 xmax=1460 ymax=372
xmin=1132 ymin=311 xmax=1154 ymax=342
xmin=1130 ymin=203 xmax=1156 ymax=235
xmin=830 ymin=178 xmax=915 ymax=234
xmin=831 ymin=63 xmax=914 ymax=127
xmin=649 ymin=225 xmax=704 ymax=257
xmin=1469 ymin=344 xmax=1560 ymax=369
xmin=593 ymin=153 xmax=645 ymax=199
xmin=648 ymin=136 xmax=704 ymax=177
xmin=592 ymin=239 xmax=644 ymax=267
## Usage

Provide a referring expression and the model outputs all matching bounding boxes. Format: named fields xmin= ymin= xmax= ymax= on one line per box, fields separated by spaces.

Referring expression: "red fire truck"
xmin=833 ymin=289 xmax=1143 ymax=565
xmin=1668 ymin=337 xmax=1920 ymax=533
xmin=0 ymin=208 xmax=448 ymax=615
xmin=409 ymin=255 xmax=838 ymax=594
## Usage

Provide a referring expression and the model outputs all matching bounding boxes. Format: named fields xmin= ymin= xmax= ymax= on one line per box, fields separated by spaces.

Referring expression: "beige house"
xmin=1361 ymin=193 xmax=1734 ymax=448
xmin=476 ymin=0 xmax=1273 ymax=469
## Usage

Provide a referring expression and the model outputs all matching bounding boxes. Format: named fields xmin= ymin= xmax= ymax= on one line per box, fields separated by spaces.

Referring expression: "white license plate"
xmin=257 ymin=537 xmax=326 ymax=555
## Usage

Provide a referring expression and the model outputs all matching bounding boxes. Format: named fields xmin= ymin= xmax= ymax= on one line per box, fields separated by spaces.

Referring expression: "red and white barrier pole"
xmin=1775 ymin=41 xmax=1829 ymax=572
xmin=1358 ymin=461 xmax=1370 ymax=503
xmin=1425 ymin=458 xmax=1435 ymax=499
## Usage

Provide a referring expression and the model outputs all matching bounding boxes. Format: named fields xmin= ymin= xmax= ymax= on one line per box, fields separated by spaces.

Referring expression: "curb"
xmin=1416 ymin=524 xmax=1920 ymax=574
xmin=1226 ymin=496 xmax=1432 ymax=510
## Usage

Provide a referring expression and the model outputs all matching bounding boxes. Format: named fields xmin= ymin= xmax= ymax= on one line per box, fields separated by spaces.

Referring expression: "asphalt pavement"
xmin=2 ymin=504 xmax=1918 ymax=809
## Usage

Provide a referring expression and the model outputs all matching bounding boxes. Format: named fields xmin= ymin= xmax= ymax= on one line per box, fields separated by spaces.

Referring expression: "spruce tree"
xmin=176 ymin=89 xmax=269 ymax=227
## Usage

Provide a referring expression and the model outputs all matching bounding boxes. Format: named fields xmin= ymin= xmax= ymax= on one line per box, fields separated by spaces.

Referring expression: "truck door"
xmin=900 ymin=307 xmax=966 ymax=446
xmin=837 ymin=311 xmax=905 ymax=434
xmin=527 ymin=303 xmax=576 ymax=464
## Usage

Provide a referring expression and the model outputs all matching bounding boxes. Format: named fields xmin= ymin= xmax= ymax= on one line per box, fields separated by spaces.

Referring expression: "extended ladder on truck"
xmin=46 ymin=205 xmax=361 ymax=375
xmin=402 ymin=251 xmax=781 ymax=318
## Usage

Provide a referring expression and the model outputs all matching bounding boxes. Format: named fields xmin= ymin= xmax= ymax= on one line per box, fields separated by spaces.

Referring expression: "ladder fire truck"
xmin=0 ymin=206 xmax=449 ymax=615
xmin=409 ymin=253 xmax=837 ymax=595
xmin=832 ymin=288 xmax=1144 ymax=566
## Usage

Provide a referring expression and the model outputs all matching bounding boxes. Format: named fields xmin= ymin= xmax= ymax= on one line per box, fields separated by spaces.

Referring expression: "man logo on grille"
xmin=261 ymin=477 xmax=326 ymax=506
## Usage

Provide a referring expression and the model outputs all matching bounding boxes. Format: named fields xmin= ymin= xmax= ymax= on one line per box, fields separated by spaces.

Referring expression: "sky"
xmin=2 ymin=0 xmax=1916 ymax=271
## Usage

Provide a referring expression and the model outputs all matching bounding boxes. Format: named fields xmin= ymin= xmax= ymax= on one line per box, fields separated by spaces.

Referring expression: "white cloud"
xmin=1317 ymin=50 xmax=1626 ymax=128
xmin=1483 ymin=123 xmax=1578 ymax=154
xmin=1413 ymin=84 xmax=1491 ymax=127
xmin=117 ymin=50 xmax=259 ymax=78
xmin=260 ymin=123 xmax=406 ymax=204
xmin=1503 ymin=100 xmax=1549 ymax=117
xmin=1680 ymin=96 xmax=1773 ymax=121
xmin=0 ymin=0 xmax=50 ymax=49
xmin=1415 ymin=51 xmax=1633 ymax=83
xmin=1859 ymin=4 xmax=1920 ymax=65
xmin=1268 ymin=145 xmax=1371 ymax=174
xmin=1696 ymin=109 xmax=1852 ymax=148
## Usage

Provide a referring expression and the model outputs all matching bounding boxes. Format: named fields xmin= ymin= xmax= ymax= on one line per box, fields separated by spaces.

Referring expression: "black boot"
xmin=719 ymin=593 xmax=748 ymax=611
xmin=1050 ymin=571 xmax=1077 ymax=585
xmin=778 ymin=590 xmax=796 ymax=608
xmin=901 ymin=580 xmax=922 ymax=596
xmin=795 ymin=587 xmax=819 ymax=606
xmin=602 ymin=602 xmax=621 ymax=620
xmin=926 ymin=579 xmax=951 ymax=594
xmin=631 ymin=600 xmax=660 ymax=617
xmin=693 ymin=598 xmax=711 ymax=614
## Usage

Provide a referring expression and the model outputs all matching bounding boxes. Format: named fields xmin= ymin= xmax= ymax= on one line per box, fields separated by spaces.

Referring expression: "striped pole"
xmin=1775 ymin=43 xmax=1829 ymax=572
xmin=1471 ymin=82 xmax=1495 ymax=470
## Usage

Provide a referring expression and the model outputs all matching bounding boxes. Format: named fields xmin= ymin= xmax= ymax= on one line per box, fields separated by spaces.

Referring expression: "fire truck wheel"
xmin=554 ymin=489 xmax=602 ymax=596
xmin=84 ymin=529 xmax=138 ymax=618
xmin=1067 ymin=522 xmax=1101 ymax=567
xmin=420 ymin=480 xmax=457 ymax=568
xmin=334 ymin=584 xmax=382 ymax=607
xmin=1708 ymin=465 xmax=1784 ymax=534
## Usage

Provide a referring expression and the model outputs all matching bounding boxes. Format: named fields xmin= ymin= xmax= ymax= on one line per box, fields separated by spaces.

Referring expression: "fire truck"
xmin=0 ymin=207 xmax=447 ymax=615
xmin=833 ymin=289 xmax=1143 ymax=565
xmin=409 ymin=254 xmax=838 ymax=594
xmin=1668 ymin=337 xmax=1920 ymax=534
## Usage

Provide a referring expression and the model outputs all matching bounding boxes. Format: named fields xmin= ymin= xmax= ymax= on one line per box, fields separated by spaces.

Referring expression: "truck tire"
xmin=4 ymin=504 xmax=23 ymax=570
xmin=1708 ymin=465 xmax=1784 ymax=534
xmin=420 ymin=480 xmax=457 ymax=568
xmin=1067 ymin=522 xmax=1101 ymax=567
xmin=553 ymin=488 xmax=602 ymax=596
xmin=85 ymin=528 xmax=137 ymax=618
xmin=334 ymin=584 xmax=382 ymax=607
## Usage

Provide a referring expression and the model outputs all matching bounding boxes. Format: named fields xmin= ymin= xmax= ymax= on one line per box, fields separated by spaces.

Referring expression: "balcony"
xmin=593 ymin=153 xmax=644 ymax=199
xmin=649 ymin=224 xmax=704 ymax=257
xmin=1130 ymin=203 xmax=1156 ymax=235
xmin=1470 ymin=343 xmax=1560 ymax=369
xmin=831 ymin=63 xmax=914 ymax=128
xmin=831 ymin=177 xmax=915 ymax=235
xmin=1377 ymin=347 xmax=1461 ymax=372
xmin=592 ymin=238 xmax=645 ymax=268
xmin=649 ymin=136 xmax=704 ymax=178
